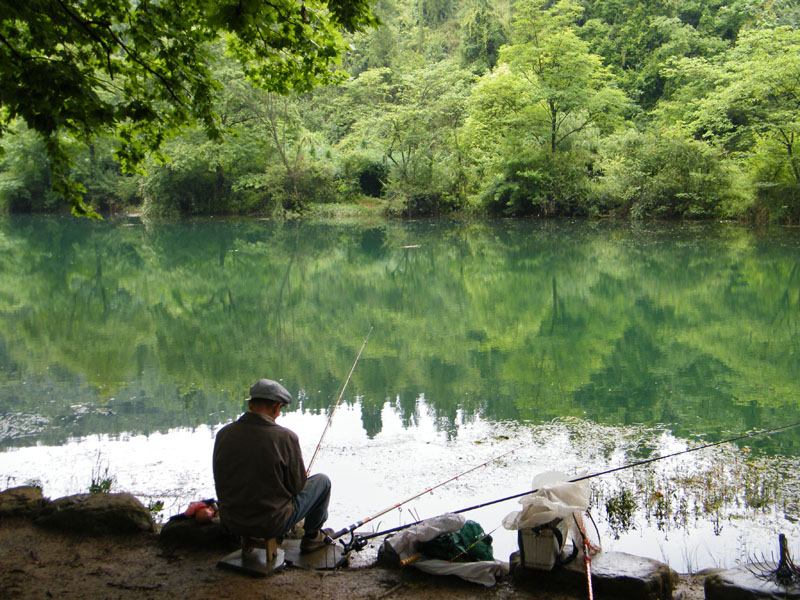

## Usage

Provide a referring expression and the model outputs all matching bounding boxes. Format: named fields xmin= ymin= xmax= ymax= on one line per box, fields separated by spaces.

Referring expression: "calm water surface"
xmin=1 ymin=216 xmax=799 ymax=571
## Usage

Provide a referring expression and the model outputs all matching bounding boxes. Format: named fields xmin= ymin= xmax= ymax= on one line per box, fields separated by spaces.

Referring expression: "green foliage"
xmin=481 ymin=150 xmax=591 ymax=216
xmin=418 ymin=0 xmax=457 ymax=26
xmin=680 ymin=28 xmax=800 ymax=152
xmin=481 ymin=0 xmax=632 ymax=156
xmin=68 ymin=138 xmax=141 ymax=214
xmin=664 ymin=26 xmax=800 ymax=222
xmin=460 ymin=2 xmax=507 ymax=74
xmin=2 ymin=0 xmax=799 ymax=222
xmin=464 ymin=66 xmax=532 ymax=165
xmin=598 ymin=130 xmax=733 ymax=219
xmin=140 ymin=132 xmax=248 ymax=216
xmin=89 ymin=457 xmax=115 ymax=494
xmin=0 ymin=0 xmax=377 ymax=214
xmin=578 ymin=0 xmax=742 ymax=108
xmin=288 ymin=162 xmax=339 ymax=206
xmin=337 ymin=60 xmax=473 ymax=215
xmin=0 ymin=127 xmax=60 ymax=214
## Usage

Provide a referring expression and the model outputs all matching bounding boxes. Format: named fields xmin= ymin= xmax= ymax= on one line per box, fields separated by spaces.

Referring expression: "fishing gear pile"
xmin=416 ymin=520 xmax=494 ymax=562
xmin=382 ymin=513 xmax=506 ymax=587
xmin=503 ymin=472 xmax=591 ymax=572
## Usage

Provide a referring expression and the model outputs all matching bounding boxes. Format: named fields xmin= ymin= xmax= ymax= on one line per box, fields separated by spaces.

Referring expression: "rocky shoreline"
xmin=0 ymin=486 xmax=724 ymax=600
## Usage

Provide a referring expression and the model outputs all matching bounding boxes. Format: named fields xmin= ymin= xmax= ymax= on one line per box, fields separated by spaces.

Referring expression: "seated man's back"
xmin=212 ymin=378 xmax=333 ymax=553
xmin=213 ymin=408 xmax=305 ymax=539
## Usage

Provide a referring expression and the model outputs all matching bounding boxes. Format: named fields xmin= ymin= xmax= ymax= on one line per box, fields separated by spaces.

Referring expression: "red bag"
xmin=184 ymin=500 xmax=217 ymax=523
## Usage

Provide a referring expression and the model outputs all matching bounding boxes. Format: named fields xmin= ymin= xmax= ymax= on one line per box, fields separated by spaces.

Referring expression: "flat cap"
xmin=249 ymin=378 xmax=292 ymax=405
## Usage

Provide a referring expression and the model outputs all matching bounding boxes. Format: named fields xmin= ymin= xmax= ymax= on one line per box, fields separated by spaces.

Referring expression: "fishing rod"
xmin=339 ymin=421 xmax=800 ymax=551
xmin=331 ymin=440 xmax=532 ymax=544
xmin=306 ymin=326 xmax=373 ymax=476
xmin=574 ymin=512 xmax=597 ymax=600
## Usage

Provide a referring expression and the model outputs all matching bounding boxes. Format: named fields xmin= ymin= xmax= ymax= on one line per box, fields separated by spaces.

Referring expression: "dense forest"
xmin=1 ymin=0 xmax=799 ymax=222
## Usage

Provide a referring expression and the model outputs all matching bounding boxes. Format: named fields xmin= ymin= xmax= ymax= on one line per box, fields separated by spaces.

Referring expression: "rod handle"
xmin=331 ymin=526 xmax=354 ymax=539
xmin=400 ymin=553 xmax=422 ymax=567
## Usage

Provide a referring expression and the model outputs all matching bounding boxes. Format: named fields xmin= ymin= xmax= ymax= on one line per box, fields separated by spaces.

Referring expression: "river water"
xmin=1 ymin=216 xmax=799 ymax=571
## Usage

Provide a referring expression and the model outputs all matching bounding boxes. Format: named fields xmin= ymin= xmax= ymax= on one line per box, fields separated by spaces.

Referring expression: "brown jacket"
xmin=212 ymin=411 xmax=307 ymax=538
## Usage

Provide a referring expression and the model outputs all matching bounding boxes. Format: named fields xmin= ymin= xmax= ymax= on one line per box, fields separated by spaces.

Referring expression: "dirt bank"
xmin=0 ymin=518 xmax=705 ymax=599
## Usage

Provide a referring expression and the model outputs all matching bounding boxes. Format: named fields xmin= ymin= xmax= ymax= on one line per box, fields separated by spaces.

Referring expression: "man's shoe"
xmin=300 ymin=528 xmax=333 ymax=554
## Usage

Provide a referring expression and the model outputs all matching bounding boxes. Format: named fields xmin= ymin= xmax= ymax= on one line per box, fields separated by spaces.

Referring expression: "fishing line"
xmin=346 ymin=420 xmax=800 ymax=546
xmin=306 ymin=325 xmax=372 ymax=476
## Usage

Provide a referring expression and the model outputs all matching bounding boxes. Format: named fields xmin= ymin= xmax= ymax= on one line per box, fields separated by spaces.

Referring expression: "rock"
xmin=0 ymin=486 xmax=49 ymax=517
xmin=35 ymin=492 xmax=154 ymax=534
xmin=705 ymin=564 xmax=800 ymax=599
xmin=585 ymin=551 xmax=676 ymax=600
xmin=159 ymin=516 xmax=236 ymax=548
xmin=512 ymin=550 xmax=676 ymax=600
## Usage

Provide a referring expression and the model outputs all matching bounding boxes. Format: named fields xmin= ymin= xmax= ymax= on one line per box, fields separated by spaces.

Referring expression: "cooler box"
xmin=517 ymin=518 xmax=570 ymax=570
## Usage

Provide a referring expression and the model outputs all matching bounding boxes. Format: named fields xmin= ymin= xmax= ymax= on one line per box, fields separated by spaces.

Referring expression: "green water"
xmin=1 ymin=216 xmax=799 ymax=454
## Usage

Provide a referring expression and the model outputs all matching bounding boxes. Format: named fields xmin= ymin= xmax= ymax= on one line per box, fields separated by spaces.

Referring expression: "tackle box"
xmin=517 ymin=518 xmax=570 ymax=570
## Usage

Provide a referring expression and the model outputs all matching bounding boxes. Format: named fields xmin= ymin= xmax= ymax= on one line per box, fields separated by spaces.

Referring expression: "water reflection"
xmin=0 ymin=216 xmax=799 ymax=456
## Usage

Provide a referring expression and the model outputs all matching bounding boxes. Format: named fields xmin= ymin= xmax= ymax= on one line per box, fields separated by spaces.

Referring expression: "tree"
xmin=673 ymin=27 xmax=800 ymax=221
xmin=466 ymin=0 xmax=631 ymax=216
xmin=0 ymin=0 xmax=377 ymax=215
xmin=499 ymin=0 xmax=630 ymax=154
xmin=460 ymin=1 xmax=507 ymax=74
xmin=230 ymin=81 xmax=316 ymax=213
xmin=344 ymin=61 xmax=473 ymax=215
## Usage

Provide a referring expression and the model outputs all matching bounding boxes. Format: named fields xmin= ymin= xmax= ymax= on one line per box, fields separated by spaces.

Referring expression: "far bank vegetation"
xmin=2 ymin=0 xmax=799 ymax=223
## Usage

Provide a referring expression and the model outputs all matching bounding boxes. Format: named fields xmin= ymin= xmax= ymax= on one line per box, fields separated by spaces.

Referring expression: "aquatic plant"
xmin=89 ymin=454 xmax=116 ymax=494
xmin=604 ymin=487 xmax=637 ymax=539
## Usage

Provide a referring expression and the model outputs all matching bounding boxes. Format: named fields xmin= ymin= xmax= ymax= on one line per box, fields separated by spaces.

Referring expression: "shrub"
xmin=141 ymin=161 xmax=227 ymax=216
xmin=480 ymin=151 xmax=592 ymax=217
xmin=746 ymin=137 xmax=800 ymax=224
xmin=383 ymin=178 xmax=465 ymax=217
xmin=0 ymin=128 xmax=62 ymax=213
xmin=599 ymin=130 xmax=734 ymax=219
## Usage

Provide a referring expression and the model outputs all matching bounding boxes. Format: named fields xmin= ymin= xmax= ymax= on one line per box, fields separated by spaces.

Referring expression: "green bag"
xmin=416 ymin=520 xmax=494 ymax=562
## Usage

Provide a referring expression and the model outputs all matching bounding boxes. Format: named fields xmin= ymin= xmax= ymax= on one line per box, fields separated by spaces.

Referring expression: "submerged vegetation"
xmin=593 ymin=433 xmax=800 ymax=546
xmin=1 ymin=0 xmax=799 ymax=222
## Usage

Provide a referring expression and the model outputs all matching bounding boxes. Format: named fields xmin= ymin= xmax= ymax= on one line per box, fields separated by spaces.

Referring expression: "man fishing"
xmin=213 ymin=378 xmax=333 ymax=553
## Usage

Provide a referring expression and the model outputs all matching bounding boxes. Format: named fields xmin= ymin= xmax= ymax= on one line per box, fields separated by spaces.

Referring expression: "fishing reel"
xmin=338 ymin=531 xmax=369 ymax=554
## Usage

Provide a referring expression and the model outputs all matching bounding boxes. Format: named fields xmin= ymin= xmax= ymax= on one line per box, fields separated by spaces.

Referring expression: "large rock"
xmin=0 ymin=486 xmax=49 ymax=517
xmin=35 ymin=492 xmax=154 ymax=534
xmin=159 ymin=515 xmax=236 ymax=548
xmin=512 ymin=550 xmax=676 ymax=600
xmin=585 ymin=551 xmax=676 ymax=600
xmin=705 ymin=564 xmax=800 ymax=599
